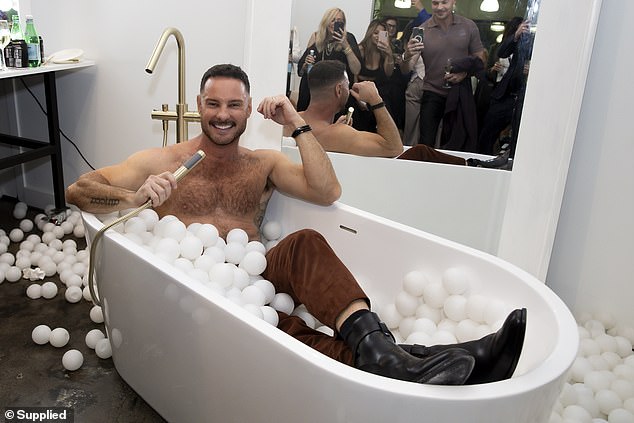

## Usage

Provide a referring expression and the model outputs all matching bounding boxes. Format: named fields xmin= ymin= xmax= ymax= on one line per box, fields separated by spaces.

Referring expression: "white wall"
xmin=3 ymin=0 xmax=290 ymax=208
xmin=546 ymin=1 xmax=634 ymax=324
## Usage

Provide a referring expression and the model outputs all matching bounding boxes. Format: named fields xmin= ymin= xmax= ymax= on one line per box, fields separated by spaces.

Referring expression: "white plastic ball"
xmin=395 ymin=290 xmax=419 ymax=317
xmin=52 ymin=226 xmax=65 ymax=239
xmin=443 ymin=295 xmax=468 ymax=322
xmin=195 ymin=224 xmax=219 ymax=247
xmin=596 ymin=334 xmax=619 ymax=354
xmin=261 ymin=221 xmax=282 ymax=241
xmin=40 ymin=260 xmax=57 ymax=277
xmin=65 ymin=286 xmax=83 ymax=303
xmin=62 ymin=349 xmax=84 ymax=371
xmin=85 ymin=329 xmax=105 ymax=349
xmin=95 ymin=338 xmax=113 ymax=359
xmin=624 ymin=398 xmax=634 ymax=414
xmin=270 ymin=293 xmax=295 ymax=315
xmin=233 ymin=267 xmax=251 ymax=290
xmin=466 ymin=294 xmax=490 ymax=323
xmin=124 ymin=216 xmax=147 ymax=234
xmin=26 ymin=284 xmax=42 ymax=299
xmin=32 ymin=324 xmax=51 ymax=345
xmin=581 ymin=338 xmax=603 ymax=357
xmin=571 ymin=357 xmax=595 ymax=383
xmin=412 ymin=317 xmax=437 ymax=335
xmin=437 ymin=318 xmax=458 ymax=334
xmin=72 ymin=224 xmax=85 ymax=239
xmin=209 ymin=263 xmax=235 ymax=288
xmin=188 ymin=268 xmax=209 ymax=283
xmin=245 ymin=240 xmax=266 ymax=255
xmin=60 ymin=221 xmax=74 ymax=235
xmin=154 ymin=238 xmax=180 ymax=262
xmin=242 ymin=304 xmax=264 ymax=320
xmin=588 ymin=355 xmax=611 ymax=371
xmin=226 ymin=228 xmax=249 ymax=246
xmin=49 ymin=327 xmax=70 ymax=347
xmin=13 ymin=205 xmax=28 ymax=219
xmin=562 ymin=405 xmax=593 ymax=423
xmin=163 ymin=220 xmax=187 ymax=241
xmin=415 ymin=303 xmax=442 ymax=323
xmin=422 ymin=282 xmax=448 ymax=309
xmin=0 ymin=252 xmax=15 ymax=265
xmin=41 ymin=281 xmax=58 ymax=299
xmin=253 ymin=279 xmax=275 ymax=304
xmin=405 ymin=331 xmax=432 ymax=345
xmin=560 ymin=383 xmax=579 ymax=407
xmin=484 ymin=298 xmax=508 ymax=326
xmin=603 ymin=352 xmax=622 ymax=369
xmin=399 ymin=316 xmax=416 ymax=339
xmin=241 ymin=285 xmax=266 ymax=307
xmin=613 ymin=365 xmax=634 ymax=382
xmin=239 ymin=251 xmax=267 ymax=276
xmin=19 ymin=219 xmax=34 ymax=232
xmin=5 ymin=266 xmax=22 ymax=282
xmin=173 ymin=257 xmax=194 ymax=274
xmin=224 ymin=242 xmax=246 ymax=265
xmin=203 ymin=246 xmax=225 ymax=263
xmin=402 ymin=270 xmax=429 ymax=297
xmin=180 ymin=235 xmax=204 ymax=260
xmin=611 ymin=379 xmax=634 ymax=402
xmin=585 ymin=370 xmax=613 ymax=393
xmin=14 ymin=256 xmax=31 ymax=270
xmin=66 ymin=274 xmax=83 ymax=288
xmin=265 ymin=240 xmax=279 ymax=252
xmin=596 ymin=389 xmax=623 ymax=415
xmin=442 ymin=267 xmax=470 ymax=295
xmin=455 ymin=319 xmax=479 ymax=342
xmin=138 ymin=209 xmax=159 ymax=231
xmin=90 ymin=305 xmax=104 ymax=323
xmin=608 ymin=409 xmax=634 ymax=423
xmin=260 ymin=305 xmax=279 ymax=326
xmin=82 ymin=286 xmax=92 ymax=302
xmin=587 ymin=320 xmax=607 ymax=338
xmin=615 ymin=337 xmax=633 ymax=358
xmin=430 ymin=330 xmax=458 ymax=345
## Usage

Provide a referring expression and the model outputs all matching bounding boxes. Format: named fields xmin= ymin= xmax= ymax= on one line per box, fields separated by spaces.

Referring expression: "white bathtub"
xmin=82 ymin=192 xmax=577 ymax=423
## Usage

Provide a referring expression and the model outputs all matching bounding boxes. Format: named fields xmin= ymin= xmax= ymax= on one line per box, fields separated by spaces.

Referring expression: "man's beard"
xmin=201 ymin=119 xmax=247 ymax=146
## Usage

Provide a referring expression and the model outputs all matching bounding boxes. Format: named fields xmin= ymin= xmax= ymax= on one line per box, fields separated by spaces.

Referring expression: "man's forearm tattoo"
xmin=90 ymin=197 xmax=120 ymax=206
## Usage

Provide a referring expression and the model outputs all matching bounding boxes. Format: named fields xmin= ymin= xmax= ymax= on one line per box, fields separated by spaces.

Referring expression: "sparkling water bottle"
xmin=24 ymin=15 xmax=40 ymax=67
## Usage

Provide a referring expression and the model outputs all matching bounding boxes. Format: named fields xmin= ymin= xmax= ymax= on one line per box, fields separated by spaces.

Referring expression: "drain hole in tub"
xmin=339 ymin=225 xmax=357 ymax=234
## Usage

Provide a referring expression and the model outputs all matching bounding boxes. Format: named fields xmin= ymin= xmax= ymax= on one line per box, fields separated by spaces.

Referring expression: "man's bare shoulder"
xmin=315 ymin=123 xmax=363 ymax=152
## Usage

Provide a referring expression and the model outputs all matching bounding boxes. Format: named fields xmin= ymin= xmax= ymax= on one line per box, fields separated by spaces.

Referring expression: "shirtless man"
xmin=298 ymin=60 xmax=511 ymax=168
xmin=66 ymin=64 xmax=524 ymax=385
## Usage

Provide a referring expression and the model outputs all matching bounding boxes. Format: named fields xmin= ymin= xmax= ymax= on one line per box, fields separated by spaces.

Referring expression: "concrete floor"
xmin=0 ymin=196 xmax=166 ymax=422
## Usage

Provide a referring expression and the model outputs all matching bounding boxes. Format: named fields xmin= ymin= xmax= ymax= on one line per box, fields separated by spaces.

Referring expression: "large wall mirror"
xmin=287 ymin=0 xmax=603 ymax=280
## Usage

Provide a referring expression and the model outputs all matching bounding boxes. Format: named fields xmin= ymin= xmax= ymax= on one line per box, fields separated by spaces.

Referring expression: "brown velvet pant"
xmin=396 ymin=144 xmax=466 ymax=165
xmin=263 ymin=229 xmax=369 ymax=366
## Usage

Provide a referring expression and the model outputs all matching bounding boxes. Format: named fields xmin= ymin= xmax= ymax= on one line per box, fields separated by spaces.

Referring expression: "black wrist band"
xmin=291 ymin=124 xmax=312 ymax=138
xmin=368 ymin=101 xmax=386 ymax=111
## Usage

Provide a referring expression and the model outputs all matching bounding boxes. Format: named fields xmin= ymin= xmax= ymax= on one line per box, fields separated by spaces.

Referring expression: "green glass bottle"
xmin=10 ymin=14 xmax=23 ymax=40
xmin=24 ymin=15 xmax=40 ymax=67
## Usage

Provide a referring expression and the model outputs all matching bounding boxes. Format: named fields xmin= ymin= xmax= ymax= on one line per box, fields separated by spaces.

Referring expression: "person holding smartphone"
xmin=296 ymin=7 xmax=362 ymax=112
xmin=353 ymin=19 xmax=396 ymax=132
xmin=401 ymin=0 xmax=485 ymax=151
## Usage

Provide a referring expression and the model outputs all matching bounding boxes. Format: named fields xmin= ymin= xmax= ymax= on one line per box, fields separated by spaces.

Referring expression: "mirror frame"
xmin=287 ymin=0 xmax=603 ymax=281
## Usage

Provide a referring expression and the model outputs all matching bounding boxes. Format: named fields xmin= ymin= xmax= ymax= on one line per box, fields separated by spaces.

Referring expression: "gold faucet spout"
xmin=146 ymin=27 xmax=199 ymax=143
xmin=145 ymin=27 xmax=186 ymax=108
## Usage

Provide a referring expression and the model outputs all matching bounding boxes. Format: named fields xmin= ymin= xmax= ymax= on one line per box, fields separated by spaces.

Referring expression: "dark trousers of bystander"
xmin=419 ymin=90 xmax=447 ymax=147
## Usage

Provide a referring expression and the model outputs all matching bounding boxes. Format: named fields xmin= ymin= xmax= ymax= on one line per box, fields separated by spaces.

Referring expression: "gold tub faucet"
xmin=146 ymin=27 xmax=200 ymax=144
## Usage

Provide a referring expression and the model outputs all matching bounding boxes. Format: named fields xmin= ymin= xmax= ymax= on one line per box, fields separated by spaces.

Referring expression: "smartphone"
xmin=334 ymin=21 xmax=344 ymax=35
xmin=378 ymin=30 xmax=388 ymax=44
xmin=411 ymin=27 xmax=424 ymax=43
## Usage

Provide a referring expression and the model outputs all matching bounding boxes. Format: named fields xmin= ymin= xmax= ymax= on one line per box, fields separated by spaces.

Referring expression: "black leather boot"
xmin=340 ymin=310 xmax=475 ymax=385
xmin=466 ymin=149 xmax=513 ymax=170
xmin=400 ymin=308 xmax=527 ymax=384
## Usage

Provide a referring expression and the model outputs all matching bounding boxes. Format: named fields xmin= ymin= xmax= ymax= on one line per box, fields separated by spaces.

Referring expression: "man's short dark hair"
xmin=200 ymin=64 xmax=251 ymax=93
xmin=307 ymin=60 xmax=347 ymax=93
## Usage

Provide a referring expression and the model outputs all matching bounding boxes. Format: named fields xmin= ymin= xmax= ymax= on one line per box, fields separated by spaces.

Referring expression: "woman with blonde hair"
xmin=296 ymin=8 xmax=362 ymax=111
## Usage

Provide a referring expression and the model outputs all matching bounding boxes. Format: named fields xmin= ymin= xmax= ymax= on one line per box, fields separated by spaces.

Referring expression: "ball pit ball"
xmin=31 ymin=324 xmax=52 ymax=345
xmin=19 ymin=219 xmax=34 ymax=232
xmin=5 ymin=266 xmax=22 ymax=282
xmin=260 ymin=305 xmax=279 ymax=326
xmin=65 ymin=286 xmax=83 ymax=303
xmin=49 ymin=327 xmax=70 ymax=348
xmin=466 ymin=294 xmax=489 ymax=323
xmin=245 ymin=241 xmax=266 ymax=255
xmin=95 ymin=338 xmax=113 ymax=359
xmin=261 ymin=221 xmax=282 ymax=241
xmin=443 ymin=294 xmax=468 ymax=322
xmin=394 ymin=290 xmax=419 ymax=317
xmin=26 ymin=284 xmax=42 ymax=299
xmin=224 ymin=242 xmax=246 ymax=265
xmin=441 ymin=267 xmax=470 ymax=295
xmin=41 ymin=281 xmax=58 ymax=299
xmin=226 ymin=228 xmax=249 ymax=246
xmin=90 ymin=305 xmax=104 ymax=323
xmin=241 ymin=285 xmax=266 ymax=307
xmin=402 ymin=270 xmax=428 ymax=297
xmin=596 ymin=389 xmax=624 ymax=415
xmin=608 ymin=408 xmax=634 ymax=423
xmin=195 ymin=224 xmax=219 ymax=247
xmin=269 ymin=293 xmax=294 ymax=315
xmin=422 ymin=282 xmax=448 ymax=309
xmin=13 ymin=205 xmax=27 ymax=219
xmin=239 ymin=251 xmax=267 ymax=276
xmin=0 ymin=252 xmax=15 ymax=265
xmin=62 ymin=349 xmax=84 ymax=371
xmin=85 ymin=329 xmax=106 ymax=349
xmin=179 ymin=235 xmax=204 ymax=260
xmin=253 ymin=279 xmax=276 ymax=304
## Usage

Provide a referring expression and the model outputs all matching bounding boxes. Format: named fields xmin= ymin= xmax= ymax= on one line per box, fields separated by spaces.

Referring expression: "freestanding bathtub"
xmin=82 ymin=192 xmax=578 ymax=423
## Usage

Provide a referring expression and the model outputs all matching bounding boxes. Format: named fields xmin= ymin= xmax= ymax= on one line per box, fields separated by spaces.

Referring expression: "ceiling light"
xmin=394 ymin=0 xmax=411 ymax=9
xmin=480 ymin=0 xmax=499 ymax=12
